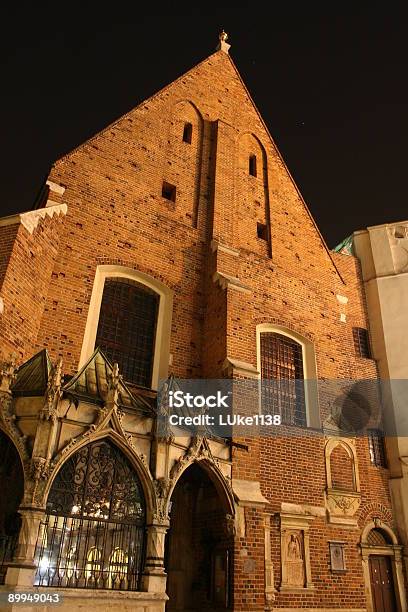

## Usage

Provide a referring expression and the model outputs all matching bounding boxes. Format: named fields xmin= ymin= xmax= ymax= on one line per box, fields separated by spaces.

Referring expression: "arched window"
xmin=34 ymin=440 xmax=146 ymax=591
xmin=95 ymin=278 xmax=159 ymax=388
xmin=260 ymin=332 xmax=306 ymax=426
xmin=367 ymin=528 xmax=393 ymax=547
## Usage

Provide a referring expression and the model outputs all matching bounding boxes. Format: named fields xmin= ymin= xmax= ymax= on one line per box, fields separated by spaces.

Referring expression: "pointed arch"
xmin=0 ymin=426 xmax=26 ymax=480
xmin=45 ymin=430 xmax=155 ymax=523
xmin=36 ymin=436 xmax=148 ymax=590
xmin=167 ymin=456 xmax=235 ymax=517
xmin=0 ymin=428 xmax=24 ymax=567
xmin=325 ymin=437 xmax=360 ymax=492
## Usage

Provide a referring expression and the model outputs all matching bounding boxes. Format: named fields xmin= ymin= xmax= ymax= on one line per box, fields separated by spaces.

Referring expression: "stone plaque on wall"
xmin=329 ymin=541 xmax=346 ymax=572
xmin=243 ymin=558 xmax=256 ymax=574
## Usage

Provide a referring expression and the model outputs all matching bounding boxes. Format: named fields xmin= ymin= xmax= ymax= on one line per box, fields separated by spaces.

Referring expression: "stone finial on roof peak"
xmin=217 ymin=30 xmax=231 ymax=54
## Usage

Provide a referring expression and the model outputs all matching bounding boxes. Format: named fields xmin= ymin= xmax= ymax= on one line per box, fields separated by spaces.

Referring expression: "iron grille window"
xmin=95 ymin=278 xmax=159 ymax=387
xmin=368 ymin=429 xmax=387 ymax=468
xmin=367 ymin=528 xmax=391 ymax=546
xmin=260 ymin=332 xmax=306 ymax=426
xmin=34 ymin=440 xmax=146 ymax=590
xmin=353 ymin=327 xmax=371 ymax=358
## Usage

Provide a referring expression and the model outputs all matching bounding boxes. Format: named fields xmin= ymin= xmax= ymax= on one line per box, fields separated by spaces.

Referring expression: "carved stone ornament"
xmin=169 ymin=435 xmax=220 ymax=481
xmin=325 ymin=489 xmax=361 ymax=526
xmin=0 ymin=388 xmax=29 ymax=463
xmin=152 ymin=477 xmax=172 ymax=524
xmin=151 ymin=436 xmax=234 ymax=525
xmin=282 ymin=529 xmax=306 ymax=588
xmin=41 ymin=357 xmax=63 ymax=421
xmin=0 ymin=352 xmax=17 ymax=393
xmin=30 ymin=456 xmax=50 ymax=481
xmin=224 ymin=513 xmax=236 ymax=537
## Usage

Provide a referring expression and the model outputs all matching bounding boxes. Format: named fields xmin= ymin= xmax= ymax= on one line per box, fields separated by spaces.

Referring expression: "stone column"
xmin=264 ymin=513 xmax=276 ymax=610
xmin=360 ymin=553 xmax=373 ymax=612
xmin=5 ymin=507 xmax=45 ymax=588
xmin=141 ymin=522 xmax=169 ymax=594
xmin=394 ymin=545 xmax=407 ymax=612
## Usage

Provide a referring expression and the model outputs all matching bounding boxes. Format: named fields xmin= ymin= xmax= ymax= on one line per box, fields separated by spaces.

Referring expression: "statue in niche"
xmin=285 ymin=531 xmax=305 ymax=587
xmin=287 ymin=534 xmax=301 ymax=560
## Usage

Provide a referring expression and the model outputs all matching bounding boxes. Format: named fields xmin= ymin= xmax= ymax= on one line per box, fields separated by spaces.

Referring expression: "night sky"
xmin=1 ymin=6 xmax=406 ymax=247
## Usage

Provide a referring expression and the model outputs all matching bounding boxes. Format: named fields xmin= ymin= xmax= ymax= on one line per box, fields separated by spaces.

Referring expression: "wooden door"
xmin=369 ymin=556 xmax=397 ymax=612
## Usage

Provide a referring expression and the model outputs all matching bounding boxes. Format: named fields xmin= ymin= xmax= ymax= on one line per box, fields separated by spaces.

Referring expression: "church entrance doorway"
xmin=369 ymin=556 xmax=397 ymax=612
xmin=165 ymin=462 xmax=233 ymax=611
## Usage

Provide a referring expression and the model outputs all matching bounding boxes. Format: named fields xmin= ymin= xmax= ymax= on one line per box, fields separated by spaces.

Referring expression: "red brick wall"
xmin=0 ymin=49 xmax=399 ymax=609
xmin=0 ymin=214 xmax=65 ymax=359
xmin=0 ymin=223 xmax=19 ymax=289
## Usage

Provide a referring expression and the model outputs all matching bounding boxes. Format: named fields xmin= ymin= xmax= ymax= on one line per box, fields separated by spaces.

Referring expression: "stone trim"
xmin=212 ymin=271 xmax=251 ymax=293
xmin=0 ymin=204 xmax=68 ymax=234
xmin=336 ymin=294 xmax=349 ymax=305
xmin=0 ymin=214 xmax=22 ymax=227
xmin=264 ymin=513 xmax=276 ymax=609
xmin=20 ymin=205 xmax=68 ymax=234
xmin=211 ymin=238 xmax=240 ymax=257
xmin=46 ymin=180 xmax=66 ymax=195
xmin=281 ymin=502 xmax=325 ymax=518
xmin=232 ymin=478 xmax=269 ymax=508
xmin=222 ymin=357 xmax=260 ymax=379
xmin=44 ymin=199 xmax=61 ymax=209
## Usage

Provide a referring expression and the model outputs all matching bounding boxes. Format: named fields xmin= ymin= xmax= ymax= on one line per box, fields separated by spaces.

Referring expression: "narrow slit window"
xmin=162 ymin=181 xmax=176 ymax=202
xmin=257 ymin=222 xmax=268 ymax=241
xmin=249 ymin=154 xmax=257 ymax=177
xmin=182 ymin=122 xmax=192 ymax=144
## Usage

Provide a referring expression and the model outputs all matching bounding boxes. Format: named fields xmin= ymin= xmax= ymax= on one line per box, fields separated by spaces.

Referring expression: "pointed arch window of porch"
xmin=34 ymin=439 xmax=146 ymax=591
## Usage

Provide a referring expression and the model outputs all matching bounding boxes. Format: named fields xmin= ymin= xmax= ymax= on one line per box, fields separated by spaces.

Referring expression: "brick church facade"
xmin=0 ymin=33 xmax=405 ymax=611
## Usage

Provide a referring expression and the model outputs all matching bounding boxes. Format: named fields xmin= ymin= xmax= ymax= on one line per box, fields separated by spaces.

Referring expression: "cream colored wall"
xmin=354 ymin=223 xmax=408 ymax=433
xmin=353 ymin=220 xmax=408 ymax=570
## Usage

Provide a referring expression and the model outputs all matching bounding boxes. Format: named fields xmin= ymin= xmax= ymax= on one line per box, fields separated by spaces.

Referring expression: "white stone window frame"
xmin=256 ymin=324 xmax=320 ymax=429
xmin=79 ymin=265 xmax=173 ymax=390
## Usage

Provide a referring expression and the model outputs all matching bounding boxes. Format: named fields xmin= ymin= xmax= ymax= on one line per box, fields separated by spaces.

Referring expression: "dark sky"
xmin=1 ymin=5 xmax=406 ymax=247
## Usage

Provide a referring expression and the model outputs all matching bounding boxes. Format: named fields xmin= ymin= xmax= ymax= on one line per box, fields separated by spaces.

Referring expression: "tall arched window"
xmin=260 ymin=332 xmax=306 ymax=426
xmin=95 ymin=278 xmax=159 ymax=388
xmin=35 ymin=440 xmax=146 ymax=591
